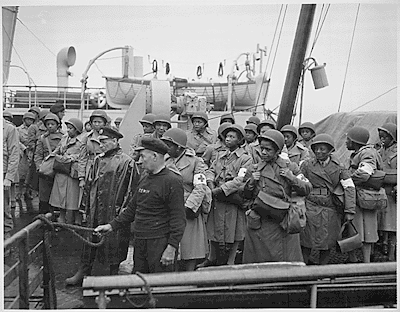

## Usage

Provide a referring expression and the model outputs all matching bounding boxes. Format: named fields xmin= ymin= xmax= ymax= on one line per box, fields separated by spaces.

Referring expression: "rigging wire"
xmin=268 ymin=5 xmax=287 ymax=80
xmin=253 ymin=4 xmax=287 ymax=117
xmin=350 ymin=87 xmax=397 ymax=112
xmin=337 ymin=4 xmax=360 ymax=113
xmin=2 ymin=24 xmax=36 ymax=85
xmin=94 ymin=62 xmax=105 ymax=76
xmin=309 ymin=4 xmax=330 ymax=57
xmin=16 ymin=18 xmax=57 ymax=57
xmin=264 ymin=5 xmax=285 ymax=76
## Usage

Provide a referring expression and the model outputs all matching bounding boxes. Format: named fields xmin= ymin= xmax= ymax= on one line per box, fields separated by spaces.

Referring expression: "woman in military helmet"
xmin=161 ymin=128 xmax=211 ymax=271
xmin=201 ymin=124 xmax=252 ymax=267
xmin=242 ymin=130 xmax=312 ymax=263
xmin=49 ymin=118 xmax=84 ymax=225
xmin=377 ymin=123 xmax=397 ymax=261
xmin=34 ymin=113 xmax=64 ymax=215
xmin=346 ymin=126 xmax=384 ymax=263
xmin=78 ymin=109 xmax=109 ymax=189
xmin=300 ymin=134 xmax=356 ymax=265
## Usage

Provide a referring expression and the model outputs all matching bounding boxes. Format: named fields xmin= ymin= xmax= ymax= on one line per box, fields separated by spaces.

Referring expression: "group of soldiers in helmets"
xmin=3 ymin=105 xmax=397 ymax=282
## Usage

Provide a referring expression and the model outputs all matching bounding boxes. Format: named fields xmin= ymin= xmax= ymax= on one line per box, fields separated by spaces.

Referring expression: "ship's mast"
xmin=276 ymin=4 xmax=316 ymax=129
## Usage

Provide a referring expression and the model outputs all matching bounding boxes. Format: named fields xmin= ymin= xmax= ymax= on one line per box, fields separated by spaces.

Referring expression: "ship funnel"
xmin=57 ymin=46 xmax=76 ymax=90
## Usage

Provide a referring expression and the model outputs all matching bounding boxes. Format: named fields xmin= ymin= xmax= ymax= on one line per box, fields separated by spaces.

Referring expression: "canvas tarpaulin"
xmin=314 ymin=111 xmax=397 ymax=164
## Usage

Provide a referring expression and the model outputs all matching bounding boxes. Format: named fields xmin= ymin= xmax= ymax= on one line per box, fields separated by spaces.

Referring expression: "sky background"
xmin=3 ymin=0 xmax=398 ymax=124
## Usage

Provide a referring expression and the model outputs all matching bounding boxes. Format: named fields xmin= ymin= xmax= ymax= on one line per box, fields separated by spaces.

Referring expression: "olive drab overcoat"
xmin=242 ymin=157 xmax=312 ymax=263
xmin=205 ymin=147 xmax=253 ymax=243
xmin=287 ymin=141 xmax=310 ymax=165
xmin=378 ymin=143 xmax=397 ymax=232
xmin=35 ymin=130 xmax=63 ymax=202
xmin=201 ymin=140 xmax=226 ymax=168
xmin=187 ymin=127 xmax=218 ymax=156
xmin=348 ymin=145 xmax=383 ymax=243
xmin=49 ymin=133 xmax=84 ymax=210
xmin=78 ymin=130 xmax=103 ymax=180
xmin=165 ymin=148 xmax=211 ymax=260
xmin=300 ymin=156 xmax=356 ymax=250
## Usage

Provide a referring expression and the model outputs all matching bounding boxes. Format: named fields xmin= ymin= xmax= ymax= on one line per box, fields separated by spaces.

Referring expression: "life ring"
xmin=97 ymin=95 xmax=107 ymax=108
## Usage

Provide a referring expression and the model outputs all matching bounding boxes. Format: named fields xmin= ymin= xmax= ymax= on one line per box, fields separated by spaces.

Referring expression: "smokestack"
xmin=57 ymin=46 xmax=76 ymax=91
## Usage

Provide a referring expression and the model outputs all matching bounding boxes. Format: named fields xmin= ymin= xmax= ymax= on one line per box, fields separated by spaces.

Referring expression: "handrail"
xmin=4 ymin=213 xmax=56 ymax=309
xmin=82 ymin=262 xmax=396 ymax=309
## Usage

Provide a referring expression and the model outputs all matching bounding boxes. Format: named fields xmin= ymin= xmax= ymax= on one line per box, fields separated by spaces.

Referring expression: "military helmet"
xmin=44 ymin=113 xmax=60 ymax=125
xmin=161 ymin=128 xmax=187 ymax=148
xmin=65 ymin=118 xmax=83 ymax=134
xmin=310 ymin=133 xmax=335 ymax=152
xmin=246 ymin=116 xmax=261 ymax=126
xmin=258 ymin=129 xmax=285 ymax=151
xmin=244 ymin=123 xmax=258 ymax=135
xmin=154 ymin=114 xmax=172 ymax=128
xmin=90 ymin=109 xmax=108 ymax=123
xmin=28 ymin=106 xmax=41 ymax=115
xmin=257 ymin=118 xmax=276 ymax=133
xmin=191 ymin=111 xmax=208 ymax=125
xmin=39 ymin=109 xmax=49 ymax=120
xmin=217 ymin=122 xmax=231 ymax=139
xmin=23 ymin=112 xmax=36 ymax=121
xmin=280 ymin=124 xmax=298 ymax=140
xmin=139 ymin=113 xmax=156 ymax=125
xmin=222 ymin=124 xmax=246 ymax=142
xmin=378 ymin=123 xmax=397 ymax=142
xmin=347 ymin=126 xmax=370 ymax=145
xmin=114 ymin=117 xmax=123 ymax=123
xmin=298 ymin=122 xmax=316 ymax=134
xmin=220 ymin=113 xmax=235 ymax=124
xmin=3 ymin=110 xmax=13 ymax=119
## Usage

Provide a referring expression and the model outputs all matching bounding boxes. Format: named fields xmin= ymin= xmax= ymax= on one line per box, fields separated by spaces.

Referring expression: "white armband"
xmin=238 ymin=168 xmax=247 ymax=178
xmin=279 ymin=152 xmax=290 ymax=161
xmin=359 ymin=162 xmax=374 ymax=175
xmin=193 ymin=173 xmax=207 ymax=185
xmin=340 ymin=178 xmax=355 ymax=188
xmin=296 ymin=173 xmax=309 ymax=183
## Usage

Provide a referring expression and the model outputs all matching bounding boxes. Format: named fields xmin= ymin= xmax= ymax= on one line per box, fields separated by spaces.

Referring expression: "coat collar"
xmin=221 ymin=147 xmax=245 ymax=158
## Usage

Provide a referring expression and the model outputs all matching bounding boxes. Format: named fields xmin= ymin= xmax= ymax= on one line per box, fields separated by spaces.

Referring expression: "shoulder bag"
xmin=38 ymin=137 xmax=55 ymax=178
xmin=356 ymin=186 xmax=388 ymax=210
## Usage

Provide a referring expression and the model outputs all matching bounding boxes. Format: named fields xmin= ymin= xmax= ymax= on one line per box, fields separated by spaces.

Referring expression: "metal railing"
xmin=82 ymin=262 xmax=397 ymax=309
xmin=2 ymin=85 xmax=114 ymax=111
xmin=4 ymin=213 xmax=56 ymax=310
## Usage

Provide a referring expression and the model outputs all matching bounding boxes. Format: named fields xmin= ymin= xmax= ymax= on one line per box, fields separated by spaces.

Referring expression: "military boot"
xmin=24 ymin=193 xmax=34 ymax=213
xmin=65 ymin=263 xmax=92 ymax=286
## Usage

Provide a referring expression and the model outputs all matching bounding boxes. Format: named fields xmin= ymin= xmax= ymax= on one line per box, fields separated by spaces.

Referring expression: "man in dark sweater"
xmin=95 ymin=137 xmax=186 ymax=273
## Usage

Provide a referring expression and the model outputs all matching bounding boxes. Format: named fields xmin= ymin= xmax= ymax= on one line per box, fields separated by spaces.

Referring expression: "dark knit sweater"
xmin=110 ymin=167 xmax=186 ymax=250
